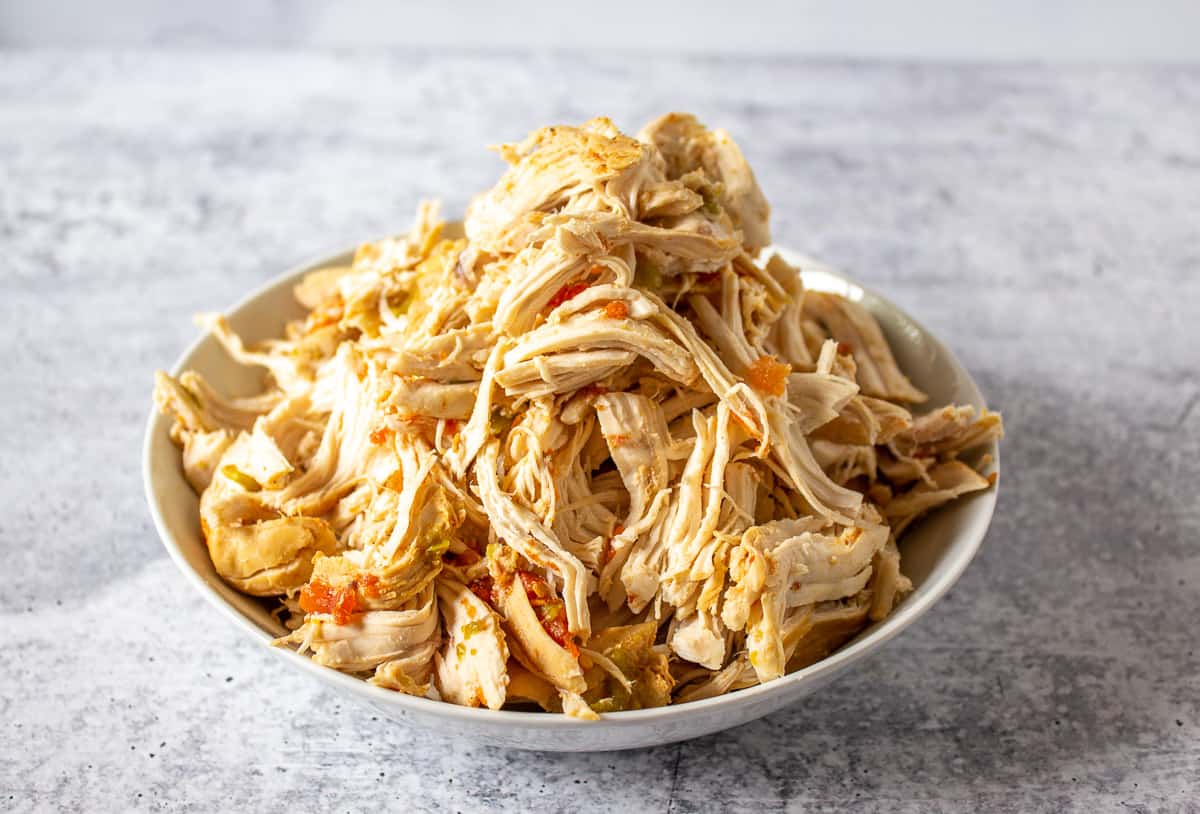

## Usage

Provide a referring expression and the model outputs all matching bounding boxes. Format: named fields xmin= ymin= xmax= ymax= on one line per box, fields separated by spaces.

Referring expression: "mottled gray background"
xmin=3 ymin=1 xmax=1200 ymax=61
xmin=2 ymin=52 xmax=1198 ymax=813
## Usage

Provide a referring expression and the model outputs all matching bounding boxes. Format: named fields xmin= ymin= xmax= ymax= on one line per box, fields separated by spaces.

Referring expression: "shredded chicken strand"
xmin=154 ymin=113 xmax=1002 ymax=718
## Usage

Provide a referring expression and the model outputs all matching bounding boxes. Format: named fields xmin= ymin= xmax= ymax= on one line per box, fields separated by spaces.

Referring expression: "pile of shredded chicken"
xmin=154 ymin=114 xmax=1002 ymax=717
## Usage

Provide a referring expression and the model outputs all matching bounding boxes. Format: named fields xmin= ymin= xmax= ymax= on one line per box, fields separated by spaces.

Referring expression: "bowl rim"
xmin=142 ymin=242 xmax=998 ymax=731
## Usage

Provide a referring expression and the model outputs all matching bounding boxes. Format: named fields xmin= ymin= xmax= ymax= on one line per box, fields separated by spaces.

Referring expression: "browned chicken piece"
xmin=198 ymin=463 xmax=338 ymax=596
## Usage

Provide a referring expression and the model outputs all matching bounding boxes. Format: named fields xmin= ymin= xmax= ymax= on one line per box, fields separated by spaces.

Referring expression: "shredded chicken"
xmin=154 ymin=114 xmax=1002 ymax=717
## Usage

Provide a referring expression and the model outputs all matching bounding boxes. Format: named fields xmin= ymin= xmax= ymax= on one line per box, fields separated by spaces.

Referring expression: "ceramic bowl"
xmin=143 ymin=243 xmax=999 ymax=752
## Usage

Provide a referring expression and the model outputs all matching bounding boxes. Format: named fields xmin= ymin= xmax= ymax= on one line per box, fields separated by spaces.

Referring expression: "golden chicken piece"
xmin=198 ymin=473 xmax=337 ymax=596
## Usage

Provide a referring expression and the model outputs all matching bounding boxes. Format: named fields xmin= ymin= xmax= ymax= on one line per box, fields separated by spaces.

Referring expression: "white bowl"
xmin=142 ymin=244 xmax=999 ymax=752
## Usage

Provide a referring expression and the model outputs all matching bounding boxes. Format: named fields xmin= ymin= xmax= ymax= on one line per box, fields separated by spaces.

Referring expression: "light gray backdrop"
xmin=1 ymin=0 xmax=1198 ymax=61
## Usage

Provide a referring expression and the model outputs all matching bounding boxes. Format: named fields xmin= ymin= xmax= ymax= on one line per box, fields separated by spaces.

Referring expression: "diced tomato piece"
xmin=359 ymin=573 xmax=381 ymax=599
xmin=536 ymin=601 xmax=575 ymax=654
xmin=546 ymin=281 xmax=589 ymax=309
xmin=746 ymin=355 xmax=792 ymax=397
xmin=541 ymin=606 xmax=577 ymax=656
xmin=299 ymin=579 xmax=359 ymax=625
xmin=603 ymin=300 xmax=630 ymax=319
xmin=469 ymin=576 xmax=497 ymax=607
xmin=332 ymin=589 xmax=357 ymax=623
xmin=298 ymin=580 xmax=329 ymax=614
xmin=518 ymin=571 xmax=579 ymax=656
xmin=369 ymin=427 xmax=392 ymax=445
xmin=518 ymin=570 xmax=553 ymax=603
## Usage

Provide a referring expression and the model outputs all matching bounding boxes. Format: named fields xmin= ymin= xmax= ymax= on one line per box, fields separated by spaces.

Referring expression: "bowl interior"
xmin=143 ymin=244 xmax=998 ymax=745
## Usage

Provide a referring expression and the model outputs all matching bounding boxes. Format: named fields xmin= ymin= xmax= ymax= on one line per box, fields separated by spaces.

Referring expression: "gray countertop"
xmin=2 ymin=52 xmax=1198 ymax=813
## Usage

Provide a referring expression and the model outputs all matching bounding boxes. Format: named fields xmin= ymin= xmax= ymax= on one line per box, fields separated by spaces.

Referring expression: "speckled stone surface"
xmin=2 ymin=52 xmax=1198 ymax=812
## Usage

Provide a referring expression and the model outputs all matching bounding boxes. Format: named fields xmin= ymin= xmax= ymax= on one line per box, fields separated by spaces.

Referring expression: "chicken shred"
xmin=154 ymin=114 xmax=1001 ymax=717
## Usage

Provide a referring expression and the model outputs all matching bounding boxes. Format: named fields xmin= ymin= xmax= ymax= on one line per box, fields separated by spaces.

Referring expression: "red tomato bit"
xmin=539 ymin=603 xmax=578 ymax=657
xmin=603 ymin=300 xmax=630 ymax=319
xmin=746 ymin=355 xmax=792 ymax=397
xmin=359 ymin=573 xmax=381 ymax=599
xmin=299 ymin=579 xmax=359 ymax=625
xmin=519 ymin=570 xmax=579 ymax=657
xmin=546 ymin=281 xmax=589 ymax=310
xmin=469 ymin=576 xmax=498 ymax=607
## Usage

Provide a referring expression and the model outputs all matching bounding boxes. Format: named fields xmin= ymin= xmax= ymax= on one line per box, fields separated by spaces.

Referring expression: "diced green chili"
xmin=535 ymin=602 xmax=565 ymax=623
xmin=221 ymin=465 xmax=261 ymax=492
xmin=700 ymin=182 xmax=724 ymax=215
xmin=462 ymin=619 xmax=489 ymax=639
xmin=634 ymin=259 xmax=662 ymax=290
xmin=590 ymin=697 xmax=622 ymax=714
xmin=488 ymin=408 xmax=513 ymax=436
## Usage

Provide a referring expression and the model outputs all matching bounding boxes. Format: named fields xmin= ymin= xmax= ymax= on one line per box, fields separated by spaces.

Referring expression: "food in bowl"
xmin=152 ymin=114 xmax=1002 ymax=717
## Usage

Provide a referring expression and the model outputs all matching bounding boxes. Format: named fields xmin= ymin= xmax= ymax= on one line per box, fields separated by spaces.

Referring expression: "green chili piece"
xmin=634 ymin=259 xmax=662 ymax=290
xmin=221 ymin=465 xmax=262 ymax=493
